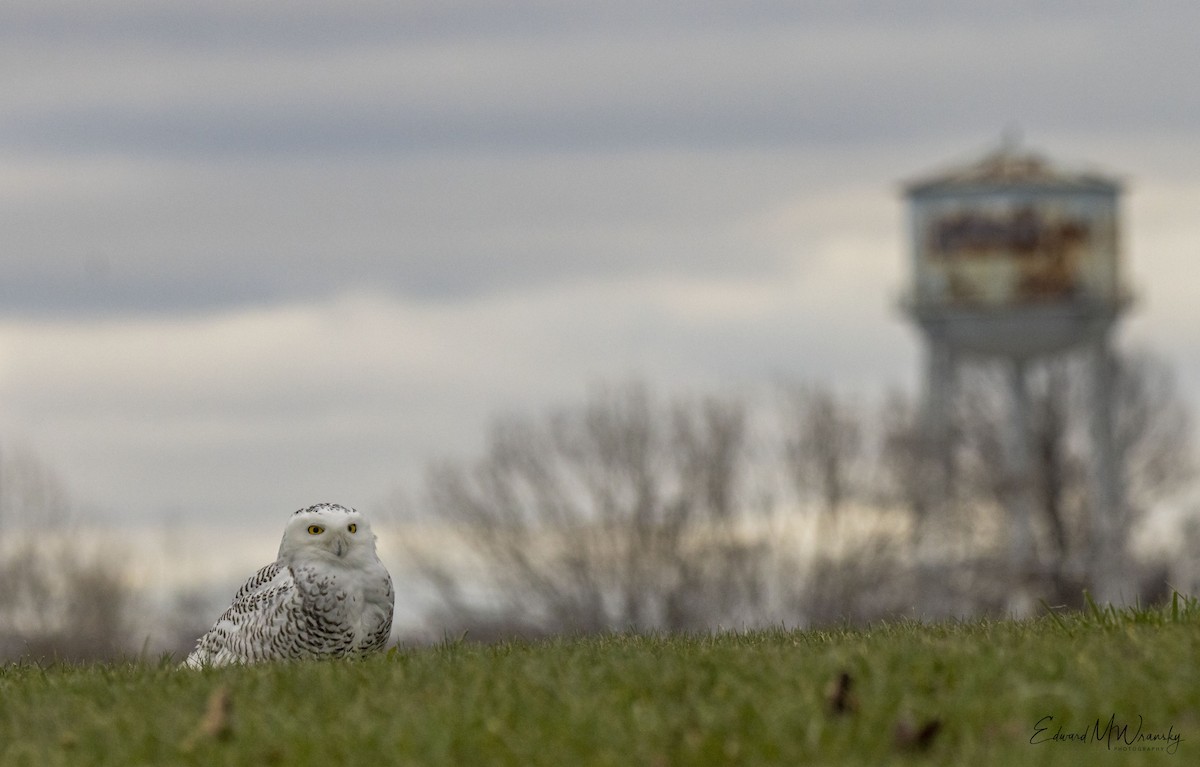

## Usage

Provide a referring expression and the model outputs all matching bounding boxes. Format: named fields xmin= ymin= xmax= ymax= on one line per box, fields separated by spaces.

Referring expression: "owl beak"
xmin=333 ymin=537 xmax=347 ymax=557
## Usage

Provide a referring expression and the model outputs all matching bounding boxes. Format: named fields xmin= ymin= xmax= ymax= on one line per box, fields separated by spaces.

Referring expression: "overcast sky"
xmin=3 ymin=1 xmax=1199 ymax=527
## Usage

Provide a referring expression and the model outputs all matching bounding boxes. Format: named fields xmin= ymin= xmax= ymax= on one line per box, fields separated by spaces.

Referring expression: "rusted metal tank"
xmin=905 ymin=145 xmax=1128 ymax=356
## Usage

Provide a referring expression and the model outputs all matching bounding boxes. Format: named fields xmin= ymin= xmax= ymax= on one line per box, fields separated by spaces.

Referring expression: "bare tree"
xmin=877 ymin=389 xmax=940 ymax=539
xmin=778 ymin=382 xmax=865 ymax=517
xmin=890 ymin=347 xmax=1194 ymax=599
xmin=948 ymin=360 xmax=1074 ymax=563
xmin=414 ymin=383 xmax=773 ymax=638
xmin=412 ymin=381 xmax=919 ymax=640
xmin=1027 ymin=361 xmax=1077 ymax=560
xmin=1112 ymin=350 xmax=1194 ymax=516
xmin=0 ymin=445 xmax=134 ymax=662
xmin=411 ymin=348 xmax=1193 ymax=640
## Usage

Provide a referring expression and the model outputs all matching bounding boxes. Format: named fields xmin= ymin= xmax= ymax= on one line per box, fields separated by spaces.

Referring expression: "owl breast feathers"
xmin=184 ymin=503 xmax=394 ymax=667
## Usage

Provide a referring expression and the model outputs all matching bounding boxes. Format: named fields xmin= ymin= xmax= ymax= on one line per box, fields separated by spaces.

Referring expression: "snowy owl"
xmin=184 ymin=503 xmax=394 ymax=667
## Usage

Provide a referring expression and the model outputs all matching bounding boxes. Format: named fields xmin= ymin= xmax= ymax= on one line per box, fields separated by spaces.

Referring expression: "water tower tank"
xmin=905 ymin=146 xmax=1128 ymax=357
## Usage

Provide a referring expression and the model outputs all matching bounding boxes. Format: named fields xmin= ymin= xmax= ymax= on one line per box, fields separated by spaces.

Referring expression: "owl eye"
xmin=348 ymin=523 xmax=357 ymax=534
xmin=307 ymin=524 xmax=324 ymax=535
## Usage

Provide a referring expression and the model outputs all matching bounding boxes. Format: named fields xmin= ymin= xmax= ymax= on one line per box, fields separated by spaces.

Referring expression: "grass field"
xmin=1 ymin=596 xmax=1196 ymax=766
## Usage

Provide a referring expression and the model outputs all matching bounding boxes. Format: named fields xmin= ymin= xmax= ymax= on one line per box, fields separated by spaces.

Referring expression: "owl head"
xmin=278 ymin=503 xmax=379 ymax=564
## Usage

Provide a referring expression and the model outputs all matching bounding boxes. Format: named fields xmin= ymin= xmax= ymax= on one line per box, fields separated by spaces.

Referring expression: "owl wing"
xmin=362 ymin=568 xmax=395 ymax=654
xmin=229 ymin=560 xmax=293 ymax=607
xmin=183 ymin=561 xmax=299 ymax=668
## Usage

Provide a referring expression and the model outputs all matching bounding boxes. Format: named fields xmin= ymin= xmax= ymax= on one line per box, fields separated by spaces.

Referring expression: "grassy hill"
xmin=1 ymin=597 xmax=1196 ymax=766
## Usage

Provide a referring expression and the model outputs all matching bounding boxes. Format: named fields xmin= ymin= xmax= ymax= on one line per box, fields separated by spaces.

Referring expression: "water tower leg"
xmin=920 ymin=338 xmax=956 ymax=553
xmin=1005 ymin=358 xmax=1041 ymax=616
xmin=1087 ymin=332 xmax=1126 ymax=604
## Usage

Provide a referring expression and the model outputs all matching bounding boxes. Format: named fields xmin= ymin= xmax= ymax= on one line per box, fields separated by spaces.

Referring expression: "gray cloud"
xmin=3 ymin=149 xmax=832 ymax=316
xmin=6 ymin=2 xmax=1200 ymax=162
xmin=6 ymin=2 xmax=1198 ymax=315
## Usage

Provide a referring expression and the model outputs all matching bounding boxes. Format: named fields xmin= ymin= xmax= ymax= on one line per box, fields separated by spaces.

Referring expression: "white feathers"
xmin=184 ymin=503 xmax=394 ymax=667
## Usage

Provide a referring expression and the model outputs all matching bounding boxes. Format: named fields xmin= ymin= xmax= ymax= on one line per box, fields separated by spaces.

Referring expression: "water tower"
xmin=903 ymin=141 xmax=1130 ymax=605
